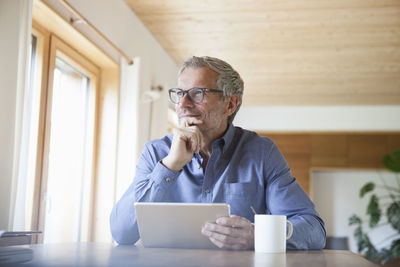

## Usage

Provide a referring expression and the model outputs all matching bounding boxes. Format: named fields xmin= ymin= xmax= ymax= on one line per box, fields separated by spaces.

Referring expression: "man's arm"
xmin=265 ymin=143 xmax=326 ymax=250
xmin=110 ymin=121 xmax=204 ymax=245
xmin=109 ymin=142 xmax=181 ymax=245
xmin=201 ymin=139 xmax=326 ymax=250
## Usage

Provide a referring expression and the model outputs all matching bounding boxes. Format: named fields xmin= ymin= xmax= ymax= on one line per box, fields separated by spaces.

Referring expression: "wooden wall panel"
xmin=347 ymin=135 xmax=387 ymax=168
xmin=267 ymin=134 xmax=310 ymax=154
xmin=284 ymin=153 xmax=311 ymax=193
xmin=310 ymin=135 xmax=348 ymax=167
xmin=267 ymin=134 xmax=311 ymax=191
xmin=260 ymin=132 xmax=400 ymax=195
xmin=387 ymin=134 xmax=400 ymax=152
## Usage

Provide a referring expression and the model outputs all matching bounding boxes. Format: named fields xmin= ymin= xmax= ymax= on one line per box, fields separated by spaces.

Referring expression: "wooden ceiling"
xmin=125 ymin=0 xmax=400 ymax=106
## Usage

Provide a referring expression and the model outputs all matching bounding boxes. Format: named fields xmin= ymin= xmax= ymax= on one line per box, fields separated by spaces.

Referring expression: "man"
xmin=110 ymin=56 xmax=326 ymax=250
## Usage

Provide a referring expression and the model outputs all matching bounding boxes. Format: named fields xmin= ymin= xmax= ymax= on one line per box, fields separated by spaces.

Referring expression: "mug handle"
xmin=286 ymin=221 xmax=293 ymax=240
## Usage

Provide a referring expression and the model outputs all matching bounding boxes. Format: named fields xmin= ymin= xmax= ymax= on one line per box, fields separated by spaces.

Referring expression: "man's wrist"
xmin=161 ymin=156 xmax=183 ymax=172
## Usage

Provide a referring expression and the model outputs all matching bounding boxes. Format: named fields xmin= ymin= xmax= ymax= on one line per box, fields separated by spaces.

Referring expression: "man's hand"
xmin=201 ymin=215 xmax=254 ymax=250
xmin=162 ymin=119 xmax=204 ymax=172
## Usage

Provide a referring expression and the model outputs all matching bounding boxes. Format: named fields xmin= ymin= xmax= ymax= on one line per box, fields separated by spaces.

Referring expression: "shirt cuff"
xmin=149 ymin=160 xmax=181 ymax=188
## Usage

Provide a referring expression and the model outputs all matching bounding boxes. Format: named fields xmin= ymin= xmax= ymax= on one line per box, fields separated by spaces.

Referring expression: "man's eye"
xmin=192 ymin=90 xmax=203 ymax=96
xmin=176 ymin=91 xmax=184 ymax=97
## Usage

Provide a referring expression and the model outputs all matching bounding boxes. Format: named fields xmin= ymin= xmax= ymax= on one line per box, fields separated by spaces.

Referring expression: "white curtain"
xmin=114 ymin=57 xmax=141 ymax=202
xmin=0 ymin=0 xmax=33 ymax=231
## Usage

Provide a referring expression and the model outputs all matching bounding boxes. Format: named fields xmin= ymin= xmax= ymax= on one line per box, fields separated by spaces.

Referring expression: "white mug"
xmin=254 ymin=214 xmax=293 ymax=253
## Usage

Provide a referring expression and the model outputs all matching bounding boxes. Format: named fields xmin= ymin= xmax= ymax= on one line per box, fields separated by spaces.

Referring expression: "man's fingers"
xmin=203 ymin=222 xmax=243 ymax=238
xmin=188 ymin=128 xmax=200 ymax=152
xmin=190 ymin=135 xmax=199 ymax=152
xmin=180 ymin=116 xmax=202 ymax=127
xmin=182 ymin=126 xmax=203 ymax=153
xmin=187 ymin=116 xmax=203 ymax=126
xmin=202 ymin=228 xmax=235 ymax=243
xmin=202 ymin=229 xmax=247 ymax=249
xmin=216 ymin=215 xmax=252 ymax=228
xmin=203 ymin=221 xmax=253 ymax=243
xmin=180 ymin=117 xmax=190 ymax=128
xmin=175 ymin=126 xmax=203 ymax=153
xmin=202 ymin=215 xmax=254 ymax=250
xmin=195 ymin=130 xmax=202 ymax=152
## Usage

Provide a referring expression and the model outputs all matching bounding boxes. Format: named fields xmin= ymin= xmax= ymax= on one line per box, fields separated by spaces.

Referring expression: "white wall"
xmin=234 ymin=106 xmax=400 ymax=132
xmin=0 ymin=0 xmax=32 ymax=230
xmin=67 ymin=0 xmax=178 ymax=161
xmin=312 ymin=170 xmax=398 ymax=253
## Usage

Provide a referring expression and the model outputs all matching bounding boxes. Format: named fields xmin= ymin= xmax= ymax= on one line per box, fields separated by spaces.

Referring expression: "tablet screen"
xmin=135 ymin=202 xmax=230 ymax=249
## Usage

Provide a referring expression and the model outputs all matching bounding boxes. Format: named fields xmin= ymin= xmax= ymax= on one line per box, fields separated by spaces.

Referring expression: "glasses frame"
xmin=168 ymin=87 xmax=223 ymax=104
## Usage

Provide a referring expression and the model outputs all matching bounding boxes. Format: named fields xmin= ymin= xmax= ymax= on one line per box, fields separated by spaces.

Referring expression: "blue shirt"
xmin=110 ymin=124 xmax=326 ymax=249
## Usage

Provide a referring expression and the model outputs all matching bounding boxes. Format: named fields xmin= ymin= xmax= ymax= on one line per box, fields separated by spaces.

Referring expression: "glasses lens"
xmin=189 ymin=88 xmax=204 ymax=103
xmin=169 ymin=89 xmax=183 ymax=104
xmin=169 ymin=88 xmax=205 ymax=104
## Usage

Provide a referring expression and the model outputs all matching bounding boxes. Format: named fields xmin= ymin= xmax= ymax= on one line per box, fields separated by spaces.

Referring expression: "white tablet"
xmin=134 ymin=202 xmax=230 ymax=249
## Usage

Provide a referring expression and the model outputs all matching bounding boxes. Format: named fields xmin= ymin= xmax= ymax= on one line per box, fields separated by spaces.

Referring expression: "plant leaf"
xmin=367 ymin=194 xmax=381 ymax=228
xmin=360 ymin=182 xmax=375 ymax=198
xmin=387 ymin=201 xmax=400 ymax=231
xmin=354 ymin=226 xmax=363 ymax=241
xmin=358 ymin=234 xmax=379 ymax=263
xmin=381 ymin=239 xmax=400 ymax=264
xmin=383 ymin=149 xmax=400 ymax=173
xmin=349 ymin=214 xmax=362 ymax=226
xmin=365 ymin=245 xmax=379 ymax=263
xmin=390 ymin=239 xmax=400 ymax=260
xmin=379 ymin=248 xmax=392 ymax=264
xmin=357 ymin=233 xmax=367 ymax=252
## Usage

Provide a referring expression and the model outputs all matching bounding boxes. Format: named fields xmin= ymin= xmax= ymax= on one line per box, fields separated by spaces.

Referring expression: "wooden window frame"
xmin=31 ymin=0 xmax=120 ymax=243
xmin=37 ymin=34 xmax=100 ymax=243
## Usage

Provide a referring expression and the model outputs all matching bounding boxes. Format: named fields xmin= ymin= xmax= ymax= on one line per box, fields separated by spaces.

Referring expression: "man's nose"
xmin=179 ymin=93 xmax=194 ymax=108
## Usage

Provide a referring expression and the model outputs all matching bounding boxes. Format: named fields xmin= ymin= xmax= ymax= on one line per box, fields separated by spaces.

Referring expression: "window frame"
xmin=31 ymin=22 xmax=101 ymax=243
xmin=31 ymin=0 xmax=120 ymax=243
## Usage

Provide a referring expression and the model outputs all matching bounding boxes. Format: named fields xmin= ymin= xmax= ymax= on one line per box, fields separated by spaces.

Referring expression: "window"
xmin=38 ymin=36 xmax=99 ymax=243
xmin=26 ymin=24 xmax=101 ymax=243
xmin=19 ymin=25 xmax=49 ymax=232
xmin=29 ymin=0 xmax=120 ymax=243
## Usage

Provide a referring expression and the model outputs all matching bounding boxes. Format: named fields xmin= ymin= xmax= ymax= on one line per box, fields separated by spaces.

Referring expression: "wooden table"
xmin=20 ymin=242 xmax=377 ymax=266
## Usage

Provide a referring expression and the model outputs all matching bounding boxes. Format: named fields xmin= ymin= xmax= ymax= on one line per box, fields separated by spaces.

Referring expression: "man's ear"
xmin=225 ymin=94 xmax=239 ymax=116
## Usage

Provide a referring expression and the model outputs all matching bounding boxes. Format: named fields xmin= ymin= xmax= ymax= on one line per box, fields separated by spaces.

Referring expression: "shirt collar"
xmin=220 ymin=123 xmax=235 ymax=154
xmin=195 ymin=123 xmax=236 ymax=160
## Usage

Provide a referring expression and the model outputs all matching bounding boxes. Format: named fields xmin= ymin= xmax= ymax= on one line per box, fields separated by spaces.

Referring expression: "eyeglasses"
xmin=168 ymin=87 xmax=223 ymax=104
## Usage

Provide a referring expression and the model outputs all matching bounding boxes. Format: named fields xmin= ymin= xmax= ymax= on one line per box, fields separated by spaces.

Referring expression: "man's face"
xmin=176 ymin=67 xmax=230 ymax=134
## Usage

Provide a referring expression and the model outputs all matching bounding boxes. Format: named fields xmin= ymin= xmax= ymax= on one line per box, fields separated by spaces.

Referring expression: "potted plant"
xmin=349 ymin=149 xmax=400 ymax=265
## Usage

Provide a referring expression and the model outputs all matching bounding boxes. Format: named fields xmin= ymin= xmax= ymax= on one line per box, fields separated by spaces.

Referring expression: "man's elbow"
xmin=111 ymin=232 xmax=136 ymax=245
xmin=110 ymin=224 xmax=135 ymax=245
xmin=310 ymin=223 xmax=326 ymax=250
xmin=311 ymin=232 xmax=326 ymax=250
xmin=109 ymin=208 xmax=138 ymax=245
xmin=287 ymin=217 xmax=326 ymax=250
xmin=306 ymin=214 xmax=326 ymax=250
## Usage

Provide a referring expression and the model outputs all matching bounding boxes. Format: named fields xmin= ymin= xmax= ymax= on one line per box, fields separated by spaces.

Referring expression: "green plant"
xmin=349 ymin=149 xmax=400 ymax=265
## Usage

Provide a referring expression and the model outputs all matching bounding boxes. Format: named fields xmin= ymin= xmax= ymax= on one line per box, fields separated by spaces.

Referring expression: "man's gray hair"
xmin=178 ymin=56 xmax=244 ymax=124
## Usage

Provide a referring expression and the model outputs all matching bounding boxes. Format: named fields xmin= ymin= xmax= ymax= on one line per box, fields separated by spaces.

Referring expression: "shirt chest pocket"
xmin=224 ymin=182 xmax=256 ymax=199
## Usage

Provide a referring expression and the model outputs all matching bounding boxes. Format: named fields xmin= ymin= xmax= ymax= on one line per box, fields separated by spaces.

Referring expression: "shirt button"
xmin=165 ymin=177 xmax=171 ymax=182
xmin=197 ymin=164 xmax=201 ymax=169
xmin=205 ymin=188 xmax=210 ymax=194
